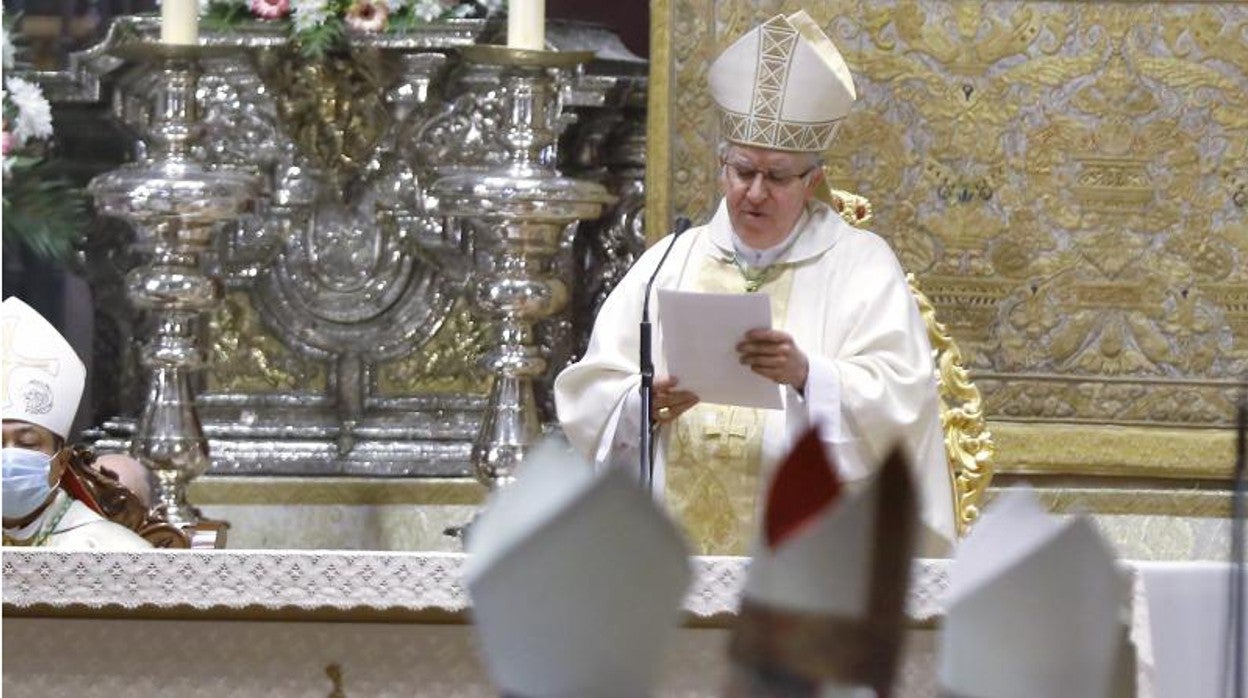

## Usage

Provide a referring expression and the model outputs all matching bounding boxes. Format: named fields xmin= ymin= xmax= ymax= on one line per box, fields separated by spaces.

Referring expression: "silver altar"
xmin=57 ymin=17 xmax=648 ymax=478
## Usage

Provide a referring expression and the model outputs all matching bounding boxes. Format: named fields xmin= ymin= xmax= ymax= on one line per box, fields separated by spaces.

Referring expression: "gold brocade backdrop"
xmin=647 ymin=0 xmax=1248 ymax=480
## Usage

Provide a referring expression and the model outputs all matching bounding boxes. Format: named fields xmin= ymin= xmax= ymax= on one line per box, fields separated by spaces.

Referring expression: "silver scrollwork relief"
xmin=65 ymin=17 xmax=649 ymax=477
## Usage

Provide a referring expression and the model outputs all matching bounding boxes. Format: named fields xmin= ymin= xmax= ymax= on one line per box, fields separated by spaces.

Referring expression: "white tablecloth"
xmin=4 ymin=550 xmax=1246 ymax=696
xmin=1137 ymin=561 xmax=1247 ymax=698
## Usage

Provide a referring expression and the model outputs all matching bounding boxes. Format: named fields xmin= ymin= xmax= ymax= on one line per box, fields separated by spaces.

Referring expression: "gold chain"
xmin=731 ymin=253 xmax=784 ymax=293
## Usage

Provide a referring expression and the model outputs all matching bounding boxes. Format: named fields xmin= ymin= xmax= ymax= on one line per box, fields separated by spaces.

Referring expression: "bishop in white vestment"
xmin=554 ymin=11 xmax=956 ymax=555
xmin=2 ymin=296 xmax=151 ymax=550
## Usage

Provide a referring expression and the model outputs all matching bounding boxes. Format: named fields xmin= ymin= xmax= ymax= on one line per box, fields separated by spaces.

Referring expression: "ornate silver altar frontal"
xmin=59 ymin=17 xmax=648 ymax=477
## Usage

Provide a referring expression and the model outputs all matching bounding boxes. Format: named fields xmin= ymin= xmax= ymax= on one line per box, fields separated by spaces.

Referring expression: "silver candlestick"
xmin=89 ymin=45 xmax=259 ymax=528
xmin=430 ymin=45 xmax=614 ymax=488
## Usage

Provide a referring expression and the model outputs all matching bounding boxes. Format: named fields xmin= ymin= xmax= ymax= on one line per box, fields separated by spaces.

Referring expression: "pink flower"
xmin=1 ymin=129 xmax=14 ymax=156
xmin=249 ymin=0 xmax=290 ymax=20
xmin=344 ymin=0 xmax=388 ymax=31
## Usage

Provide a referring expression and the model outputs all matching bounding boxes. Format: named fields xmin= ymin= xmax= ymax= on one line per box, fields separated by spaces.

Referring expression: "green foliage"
xmin=202 ymin=3 xmax=254 ymax=31
xmin=297 ymin=15 xmax=345 ymax=59
xmin=385 ymin=10 xmax=424 ymax=34
xmin=2 ymin=161 xmax=87 ymax=262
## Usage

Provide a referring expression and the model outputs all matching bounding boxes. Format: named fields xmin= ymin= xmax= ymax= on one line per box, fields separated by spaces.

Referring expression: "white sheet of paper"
xmin=657 ymin=289 xmax=783 ymax=410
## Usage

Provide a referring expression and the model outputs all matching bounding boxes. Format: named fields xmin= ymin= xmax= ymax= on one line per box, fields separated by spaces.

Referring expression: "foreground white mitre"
xmin=938 ymin=489 xmax=1133 ymax=698
xmin=730 ymin=431 xmax=918 ymax=696
xmin=465 ymin=440 xmax=692 ymax=698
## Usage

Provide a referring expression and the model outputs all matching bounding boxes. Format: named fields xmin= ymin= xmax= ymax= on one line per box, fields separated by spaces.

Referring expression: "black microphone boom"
xmin=639 ymin=216 xmax=693 ymax=490
xmin=1226 ymin=389 xmax=1246 ymax=698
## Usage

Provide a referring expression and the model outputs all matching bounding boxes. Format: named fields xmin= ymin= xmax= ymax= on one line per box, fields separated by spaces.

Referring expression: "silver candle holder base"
xmin=89 ymin=43 xmax=259 ymax=529
xmin=430 ymin=45 xmax=614 ymax=489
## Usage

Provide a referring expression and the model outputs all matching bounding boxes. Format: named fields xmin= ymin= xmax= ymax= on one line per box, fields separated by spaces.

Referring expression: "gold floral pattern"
xmin=207 ymin=292 xmax=328 ymax=393
xmin=650 ymin=0 xmax=1248 ymax=459
xmin=374 ymin=301 xmax=491 ymax=396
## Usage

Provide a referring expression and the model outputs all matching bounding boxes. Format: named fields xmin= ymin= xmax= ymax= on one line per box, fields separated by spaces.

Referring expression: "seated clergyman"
xmin=2 ymin=297 xmax=151 ymax=550
xmin=94 ymin=452 xmax=156 ymax=509
xmin=555 ymin=11 xmax=956 ymax=555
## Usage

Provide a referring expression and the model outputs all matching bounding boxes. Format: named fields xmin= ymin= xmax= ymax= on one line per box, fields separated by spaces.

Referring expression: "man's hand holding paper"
xmin=651 ymin=376 xmax=700 ymax=424
xmin=736 ymin=328 xmax=809 ymax=392
xmin=657 ymin=289 xmax=786 ymax=410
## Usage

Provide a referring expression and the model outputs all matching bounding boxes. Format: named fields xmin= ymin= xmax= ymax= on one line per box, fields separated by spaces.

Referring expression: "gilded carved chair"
xmin=820 ymin=186 xmax=996 ymax=535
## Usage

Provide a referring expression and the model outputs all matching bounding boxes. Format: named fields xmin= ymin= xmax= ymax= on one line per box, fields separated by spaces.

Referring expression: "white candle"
xmin=161 ymin=0 xmax=199 ymax=45
xmin=507 ymin=0 xmax=545 ymax=51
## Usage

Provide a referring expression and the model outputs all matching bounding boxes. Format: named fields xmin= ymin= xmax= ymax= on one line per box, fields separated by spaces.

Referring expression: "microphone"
xmin=639 ymin=216 xmax=693 ymax=490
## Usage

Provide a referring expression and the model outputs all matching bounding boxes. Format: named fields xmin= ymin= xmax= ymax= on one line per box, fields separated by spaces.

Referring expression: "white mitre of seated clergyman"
xmin=728 ymin=429 xmax=918 ymax=697
xmin=1 ymin=296 xmax=86 ymax=439
xmin=464 ymin=439 xmax=692 ymax=698
xmin=708 ymin=10 xmax=857 ymax=152
xmin=938 ymin=489 xmax=1135 ymax=698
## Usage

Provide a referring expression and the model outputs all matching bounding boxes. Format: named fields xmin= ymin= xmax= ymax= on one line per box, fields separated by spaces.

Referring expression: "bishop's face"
xmin=719 ymin=144 xmax=823 ymax=250
xmin=2 ymin=419 xmax=66 ymax=529
xmin=2 ymin=420 xmax=59 ymax=456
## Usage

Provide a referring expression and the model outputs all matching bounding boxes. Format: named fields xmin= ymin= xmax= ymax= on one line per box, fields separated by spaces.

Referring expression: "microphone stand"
xmin=1227 ymin=390 xmax=1246 ymax=698
xmin=640 ymin=216 xmax=692 ymax=492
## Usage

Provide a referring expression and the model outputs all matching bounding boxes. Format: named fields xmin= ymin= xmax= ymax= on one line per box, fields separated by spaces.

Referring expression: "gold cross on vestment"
xmin=703 ymin=409 xmax=752 ymax=459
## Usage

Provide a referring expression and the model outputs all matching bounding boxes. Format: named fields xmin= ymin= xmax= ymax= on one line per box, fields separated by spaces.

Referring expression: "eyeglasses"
xmin=721 ymin=159 xmax=818 ymax=189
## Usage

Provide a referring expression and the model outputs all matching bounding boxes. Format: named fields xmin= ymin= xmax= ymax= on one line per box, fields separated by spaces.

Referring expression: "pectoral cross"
xmin=703 ymin=408 xmax=752 ymax=460
xmin=1 ymin=316 xmax=60 ymax=410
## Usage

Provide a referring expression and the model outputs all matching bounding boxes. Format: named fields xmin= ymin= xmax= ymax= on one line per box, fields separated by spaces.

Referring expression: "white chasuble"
xmin=554 ymin=199 xmax=957 ymax=554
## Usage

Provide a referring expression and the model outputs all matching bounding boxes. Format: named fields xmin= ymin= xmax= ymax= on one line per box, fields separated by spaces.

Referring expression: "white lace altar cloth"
xmin=1 ymin=550 xmax=952 ymax=621
xmin=4 ymin=551 xmax=1179 ymax=697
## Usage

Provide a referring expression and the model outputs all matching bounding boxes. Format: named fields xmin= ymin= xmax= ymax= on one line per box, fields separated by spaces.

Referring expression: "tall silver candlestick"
xmin=430 ymin=45 xmax=614 ymax=488
xmin=89 ymin=45 xmax=259 ymax=528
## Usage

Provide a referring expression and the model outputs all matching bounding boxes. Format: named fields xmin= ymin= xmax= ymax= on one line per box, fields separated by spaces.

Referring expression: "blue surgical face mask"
xmin=2 ymin=447 xmax=57 ymax=520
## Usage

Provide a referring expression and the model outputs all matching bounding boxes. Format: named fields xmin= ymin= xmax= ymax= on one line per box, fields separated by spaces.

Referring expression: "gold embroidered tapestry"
xmin=647 ymin=0 xmax=1248 ymax=483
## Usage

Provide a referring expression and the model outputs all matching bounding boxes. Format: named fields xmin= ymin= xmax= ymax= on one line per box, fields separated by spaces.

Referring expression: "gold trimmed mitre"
xmin=708 ymin=11 xmax=857 ymax=152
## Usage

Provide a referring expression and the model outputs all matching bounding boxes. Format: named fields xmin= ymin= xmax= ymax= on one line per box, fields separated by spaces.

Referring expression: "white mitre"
xmin=938 ymin=489 xmax=1134 ymax=698
xmin=1 ymin=297 xmax=85 ymax=439
xmin=464 ymin=440 xmax=692 ymax=698
xmin=730 ymin=431 xmax=917 ymax=695
xmin=708 ymin=10 xmax=857 ymax=152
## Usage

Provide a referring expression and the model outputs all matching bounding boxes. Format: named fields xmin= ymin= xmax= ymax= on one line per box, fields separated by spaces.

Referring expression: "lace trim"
xmin=2 ymin=549 xmax=953 ymax=620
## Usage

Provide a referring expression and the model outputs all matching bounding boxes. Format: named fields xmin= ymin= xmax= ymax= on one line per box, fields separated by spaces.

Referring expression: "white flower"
xmin=478 ymin=0 xmax=502 ymax=15
xmin=411 ymin=0 xmax=441 ymax=21
xmin=2 ymin=22 xmax=15 ymax=69
xmin=291 ymin=0 xmax=330 ymax=31
xmin=382 ymin=0 xmax=404 ymax=14
xmin=5 ymin=76 xmax=53 ymax=145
